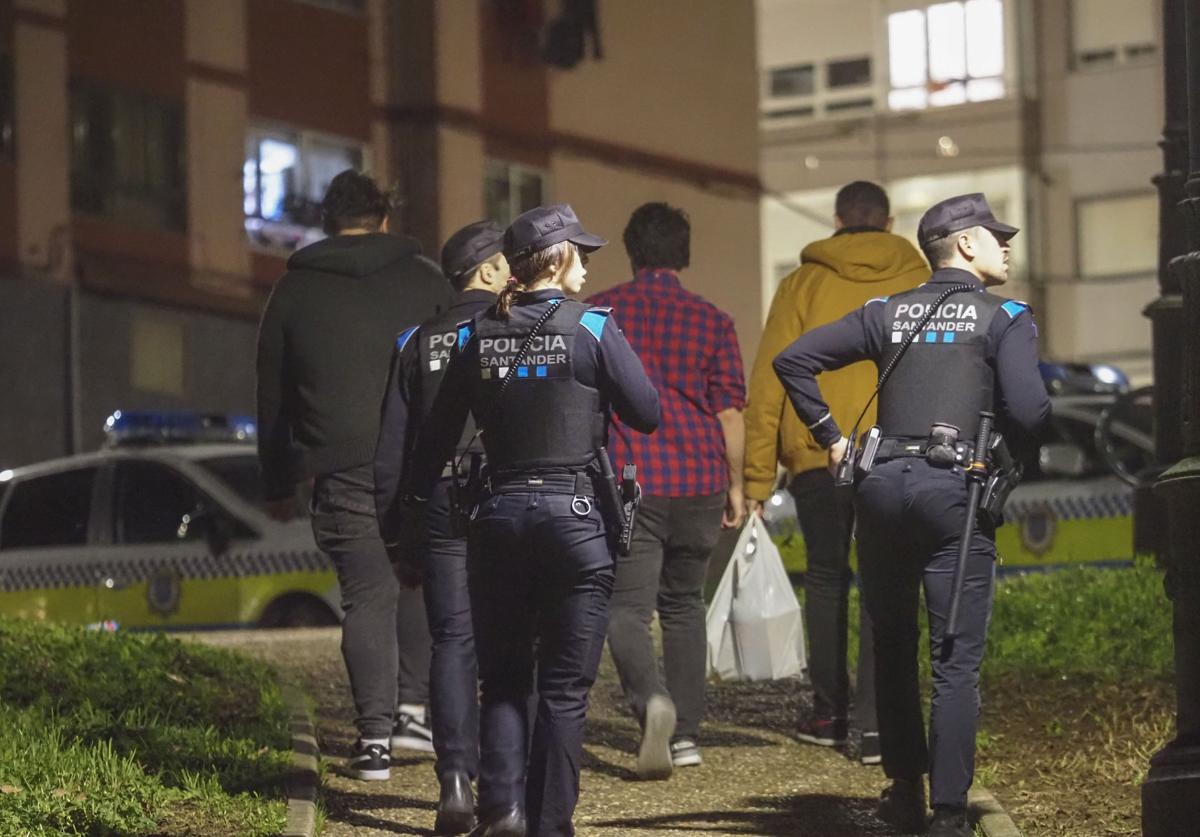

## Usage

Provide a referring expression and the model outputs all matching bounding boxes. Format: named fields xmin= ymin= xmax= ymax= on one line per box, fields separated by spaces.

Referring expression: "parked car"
xmin=0 ymin=412 xmax=338 ymax=630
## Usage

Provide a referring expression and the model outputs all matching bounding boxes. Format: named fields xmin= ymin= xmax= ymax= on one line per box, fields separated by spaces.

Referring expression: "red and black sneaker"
xmin=795 ymin=715 xmax=848 ymax=747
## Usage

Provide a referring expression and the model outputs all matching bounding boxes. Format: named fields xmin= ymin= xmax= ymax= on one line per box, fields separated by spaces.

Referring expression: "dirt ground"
xmin=200 ymin=628 xmax=918 ymax=837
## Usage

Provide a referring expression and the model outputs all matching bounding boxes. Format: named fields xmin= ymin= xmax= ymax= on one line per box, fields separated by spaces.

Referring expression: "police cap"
xmin=441 ymin=220 xmax=504 ymax=279
xmin=503 ymin=203 xmax=607 ymax=261
xmin=917 ymin=193 xmax=1019 ymax=250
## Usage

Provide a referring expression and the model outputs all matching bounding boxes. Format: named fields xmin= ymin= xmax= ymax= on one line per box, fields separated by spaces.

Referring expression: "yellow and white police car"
xmin=0 ymin=412 xmax=339 ymax=630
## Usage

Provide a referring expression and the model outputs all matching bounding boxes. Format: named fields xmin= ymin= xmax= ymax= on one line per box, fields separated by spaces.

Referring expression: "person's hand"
xmin=266 ymin=497 xmax=296 ymax=522
xmin=745 ymin=498 xmax=763 ymax=519
xmin=827 ymin=436 xmax=851 ymax=477
xmin=723 ymin=485 xmax=747 ymax=529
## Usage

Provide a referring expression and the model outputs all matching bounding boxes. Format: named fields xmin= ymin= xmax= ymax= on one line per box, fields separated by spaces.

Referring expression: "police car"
xmin=0 ymin=411 xmax=339 ymax=630
xmin=766 ymin=363 xmax=1154 ymax=574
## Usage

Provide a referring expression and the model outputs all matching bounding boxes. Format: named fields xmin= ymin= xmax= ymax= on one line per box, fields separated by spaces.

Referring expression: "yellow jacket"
xmin=744 ymin=231 xmax=930 ymax=499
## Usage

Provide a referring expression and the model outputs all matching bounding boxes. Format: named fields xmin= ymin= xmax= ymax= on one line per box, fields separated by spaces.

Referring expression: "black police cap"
xmin=503 ymin=203 xmax=607 ymax=261
xmin=441 ymin=220 xmax=505 ymax=279
xmin=917 ymin=193 xmax=1019 ymax=250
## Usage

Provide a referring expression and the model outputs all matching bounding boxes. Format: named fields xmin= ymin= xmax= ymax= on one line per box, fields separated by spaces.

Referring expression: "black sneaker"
xmin=392 ymin=710 xmax=435 ymax=754
xmin=348 ymin=739 xmax=391 ymax=781
xmin=876 ymin=777 xmax=927 ymax=833
xmin=796 ymin=715 xmax=848 ymax=747
xmin=860 ymin=731 xmax=882 ymax=765
xmin=929 ymin=805 xmax=970 ymax=837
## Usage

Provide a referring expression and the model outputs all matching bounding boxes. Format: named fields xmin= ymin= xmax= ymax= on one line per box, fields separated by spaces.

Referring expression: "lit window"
xmin=243 ymin=126 xmax=365 ymax=252
xmin=484 ymin=160 xmax=547 ymax=228
xmin=887 ymin=0 xmax=1006 ymax=111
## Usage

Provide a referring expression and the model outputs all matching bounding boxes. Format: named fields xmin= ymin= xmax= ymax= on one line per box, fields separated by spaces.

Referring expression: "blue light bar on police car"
xmin=103 ymin=410 xmax=257 ymax=447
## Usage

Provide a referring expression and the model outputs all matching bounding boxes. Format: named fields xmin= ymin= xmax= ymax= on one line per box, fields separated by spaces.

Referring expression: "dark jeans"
xmin=468 ymin=485 xmax=614 ymax=837
xmin=421 ymin=478 xmax=480 ymax=780
xmin=855 ymin=459 xmax=996 ymax=809
xmin=789 ymin=468 xmax=877 ymax=732
xmin=311 ymin=464 xmax=432 ymax=740
xmin=607 ymin=492 xmax=725 ymax=741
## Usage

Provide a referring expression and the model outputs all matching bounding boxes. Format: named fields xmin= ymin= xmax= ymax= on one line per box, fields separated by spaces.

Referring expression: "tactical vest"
xmin=877 ymin=286 xmax=1004 ymax=441
xmin=472 ymin=299 xmax=604 ymax=471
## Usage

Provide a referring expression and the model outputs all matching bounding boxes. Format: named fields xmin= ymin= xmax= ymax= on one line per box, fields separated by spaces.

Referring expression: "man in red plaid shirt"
xmin=587 ymin=202 xmax=746 ymax=779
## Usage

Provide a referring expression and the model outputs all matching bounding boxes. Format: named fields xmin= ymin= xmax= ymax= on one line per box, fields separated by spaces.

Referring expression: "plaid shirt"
xmin=588 ymin=269 xmax=745 ymax=497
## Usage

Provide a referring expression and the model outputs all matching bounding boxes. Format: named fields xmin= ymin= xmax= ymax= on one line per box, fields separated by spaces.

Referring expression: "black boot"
xmin=434 ymin=770 xmax=476 ymax=835
xmin=875 ymin=777 xmax=928 ymax=833
xmin=928 ymin=805 xmax=970 ymax=837
xmin=465 ymin=803 xmax=525 ymax=837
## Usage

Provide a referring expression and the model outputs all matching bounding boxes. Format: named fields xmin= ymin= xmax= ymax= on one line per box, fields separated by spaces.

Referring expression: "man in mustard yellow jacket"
xmin=744 ymin=181 xmax=929 ymax=764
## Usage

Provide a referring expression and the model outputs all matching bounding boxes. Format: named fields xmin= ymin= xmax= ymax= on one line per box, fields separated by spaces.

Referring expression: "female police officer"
xmin=408 ymin=204 xmax=660 ymax=837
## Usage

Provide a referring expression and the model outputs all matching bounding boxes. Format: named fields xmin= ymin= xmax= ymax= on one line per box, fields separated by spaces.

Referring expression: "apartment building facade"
xmin=0 ymin=0 xmax=763 ymax=466
xmin=758 ymin=0 xmax=1162 ymax=382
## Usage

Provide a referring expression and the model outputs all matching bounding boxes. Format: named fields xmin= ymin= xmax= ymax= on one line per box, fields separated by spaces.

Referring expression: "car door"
xmin=92 ymin=459 xmax=245 ymax=629
xmin=0 ymin=465 xmax=104 ymax=624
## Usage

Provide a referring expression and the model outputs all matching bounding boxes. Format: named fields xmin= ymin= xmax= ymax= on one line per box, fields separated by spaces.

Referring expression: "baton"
xmin=946 ymin=410 xmax=993 ymax=640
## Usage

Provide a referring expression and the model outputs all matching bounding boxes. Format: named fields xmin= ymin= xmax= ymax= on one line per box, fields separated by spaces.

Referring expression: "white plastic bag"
xmin=706 ymin=516 xmax=806 ymax=681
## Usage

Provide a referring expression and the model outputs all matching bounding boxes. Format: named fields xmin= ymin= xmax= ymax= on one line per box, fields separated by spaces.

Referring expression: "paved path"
xmin=196 ymin=628 xmax=912 ymax=837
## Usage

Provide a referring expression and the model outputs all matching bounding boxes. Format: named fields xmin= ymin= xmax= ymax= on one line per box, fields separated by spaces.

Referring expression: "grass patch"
xmin=0 ymin=618 xmax=290 ymax=836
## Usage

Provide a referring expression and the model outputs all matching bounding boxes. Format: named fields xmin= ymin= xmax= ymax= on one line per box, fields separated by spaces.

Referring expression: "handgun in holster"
xmin=447 ymin=453 xmax=484 ymax=539
xmin=979 ymin=433 xmax=1021 ymax=527
xmin=595 ymin=447 xmax=637 ymax=556
xmin=619 ymin=464 xmax=641 ymax=556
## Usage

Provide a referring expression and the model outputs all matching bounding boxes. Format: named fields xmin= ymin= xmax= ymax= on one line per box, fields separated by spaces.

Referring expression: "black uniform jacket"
xmin=408 ymin=289 xmax=661 ymax=499
xmin=772 ymin=268 xmax=1051 ymax=448
xmin=374 ymin=288 xmax=496 ymax=544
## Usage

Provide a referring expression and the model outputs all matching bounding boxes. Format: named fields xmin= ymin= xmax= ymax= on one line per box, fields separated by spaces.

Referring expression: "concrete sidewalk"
xmin=196 ymin=628 xmax=1013 ymax=836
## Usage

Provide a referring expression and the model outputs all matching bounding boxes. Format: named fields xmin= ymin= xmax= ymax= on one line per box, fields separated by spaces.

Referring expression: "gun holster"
xmin=447 ymin=453 xmax=484 ymax=539
xmin=979 ymin=433 xmax=1021 ymax=528
xmin=595 ymin=448 xmax=639 ymax=556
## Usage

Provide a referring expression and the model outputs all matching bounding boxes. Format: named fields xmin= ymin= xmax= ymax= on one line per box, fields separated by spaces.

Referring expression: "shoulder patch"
xmin=579 ymin=308 xmax=612 ymax=341
xmin=456 ymin=319 xmax=476 ymax=349
xmin=865 ymin=296 xmax=889 ymax=306
xmin=395 ymin=326 xmax=419 ymax=351
xmin=1001 ymin=300 xmax=1030 ymax=319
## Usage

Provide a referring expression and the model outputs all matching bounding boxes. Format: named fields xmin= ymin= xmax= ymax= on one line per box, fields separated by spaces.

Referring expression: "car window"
xmin=0 ymin=467 xmax=98 ymax=549
xmin=197 ymin=454 xmax=308 ymax=518
xmin=196 ymin=455 xmax=265 ymax=507
xmin=115 ymin=461 xmax=208 ymax=544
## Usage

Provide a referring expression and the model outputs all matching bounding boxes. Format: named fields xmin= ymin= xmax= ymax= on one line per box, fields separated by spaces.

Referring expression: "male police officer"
xmin=375 ymin=221 xmax=509 ymax=834
xmin=773 ymin=194 xmax=1050 ymax=837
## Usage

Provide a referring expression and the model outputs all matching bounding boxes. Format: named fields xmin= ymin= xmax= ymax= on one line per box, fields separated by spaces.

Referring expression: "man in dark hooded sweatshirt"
xmin=256 ymin=170 xmax=451 ymax=780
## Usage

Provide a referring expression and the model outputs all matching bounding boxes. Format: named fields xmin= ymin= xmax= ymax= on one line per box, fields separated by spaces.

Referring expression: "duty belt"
xmin=486 ymin=472 xmax=596 ymax=497
xmin=876 ymin=437 xmax=974 ymax=466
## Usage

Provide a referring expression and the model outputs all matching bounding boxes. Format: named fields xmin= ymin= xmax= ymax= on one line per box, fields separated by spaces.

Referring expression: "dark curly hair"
xmin=622 ymin=202 xmax=690 ymax=271
xmin=320 ymin=169 xmax=392 ymax=235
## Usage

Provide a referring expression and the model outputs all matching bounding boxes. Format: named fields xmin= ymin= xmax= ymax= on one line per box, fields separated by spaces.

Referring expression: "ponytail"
xmin=495 ymin=241 xmax=575 ymax=319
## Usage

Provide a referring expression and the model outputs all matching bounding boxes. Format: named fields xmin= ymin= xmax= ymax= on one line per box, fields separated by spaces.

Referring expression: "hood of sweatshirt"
xmin=287 ymin=232 xmax=423 ymax=278
xmin=800 ymin=230 xmax=927 ymax=283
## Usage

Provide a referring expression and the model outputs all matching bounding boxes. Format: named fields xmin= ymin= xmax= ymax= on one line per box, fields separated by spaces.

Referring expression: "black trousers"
xmin=788 ymin=468 xmax=877 ymax=731
xmin=421 ymin=478 xmax=480 ymax=780
xmin=468 ymin=485 xmax=614 ymax=837
xmin=855 ymin=458 xmax=996 ymax=809
xmin=311 ymin=465 xmax=432 ymax=739
xmin=606 ymin=492 xmax=725 ymax=740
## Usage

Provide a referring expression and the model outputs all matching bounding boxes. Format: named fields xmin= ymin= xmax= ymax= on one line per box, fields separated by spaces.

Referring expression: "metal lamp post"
xmin=1142 ymin=0 xmax=1200 ymax=833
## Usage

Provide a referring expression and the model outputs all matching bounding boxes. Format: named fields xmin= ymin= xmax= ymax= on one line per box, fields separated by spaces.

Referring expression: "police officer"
xmin=773 ymin=194 xmax=1050 ymax=837
xmin=408 ymin=204 xmax=660 ymax=837
xmin=375 ymin=220 xmax=509 ymax=834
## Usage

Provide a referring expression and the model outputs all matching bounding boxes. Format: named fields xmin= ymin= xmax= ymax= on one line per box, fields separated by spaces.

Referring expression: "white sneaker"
xmin=391 ymin=710 xmax=435 ymax=754
xmin=637 ymin=694 xmax=676 ymax=780
xmin=670 ymin=737 xmax=702 ymax=767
